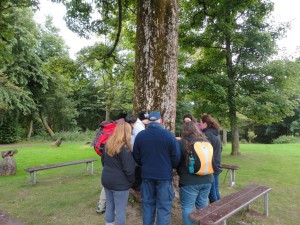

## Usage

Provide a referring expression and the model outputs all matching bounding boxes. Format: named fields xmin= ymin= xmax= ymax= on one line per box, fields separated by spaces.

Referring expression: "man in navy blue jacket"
xmin=133 ymin=111 xmax=181 ymax=225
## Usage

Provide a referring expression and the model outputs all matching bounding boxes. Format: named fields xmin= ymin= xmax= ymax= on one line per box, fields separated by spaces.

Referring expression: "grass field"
xmin=0 ymin=142 xmax=299 ymax=225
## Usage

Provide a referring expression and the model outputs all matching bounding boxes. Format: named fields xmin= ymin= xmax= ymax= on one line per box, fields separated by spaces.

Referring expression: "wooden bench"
xmin=222 ymin=164 xmax=240 ymax=187
xmin=24 ymin=158 xmax=97 ymax=184
xmin=190 ymin=184 xmax=271 ymax=225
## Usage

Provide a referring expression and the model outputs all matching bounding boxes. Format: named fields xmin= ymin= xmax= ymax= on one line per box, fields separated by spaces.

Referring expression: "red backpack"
xmin=92 ymin=121 xmax=117 ymax=156
xmin=92 ymin=118 xmax=125 ymax=156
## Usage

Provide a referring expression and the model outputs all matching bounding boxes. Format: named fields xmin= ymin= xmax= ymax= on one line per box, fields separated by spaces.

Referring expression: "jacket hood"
xmin=205 ymin=128 xmax=219 ymax=136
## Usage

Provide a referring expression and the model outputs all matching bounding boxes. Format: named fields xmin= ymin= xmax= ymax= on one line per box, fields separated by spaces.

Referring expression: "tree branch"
xmin=100 ymin=0 xmax=122 ymax=60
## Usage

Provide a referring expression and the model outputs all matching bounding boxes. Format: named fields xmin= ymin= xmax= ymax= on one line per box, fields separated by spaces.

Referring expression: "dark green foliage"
xmin=254 ymin=107 xmax=300 ymax=143
xmin=73 ymin=83 xmax=106 ymax=131
xmin=175 ymin=100 xmax=194 ymax=136
xmin=0 ymin=112 xmax=22 ymax=144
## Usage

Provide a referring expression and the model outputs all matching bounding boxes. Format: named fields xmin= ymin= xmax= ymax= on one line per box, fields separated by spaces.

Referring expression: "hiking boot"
xmin=96 ymin=203 xmax=105 ymax=213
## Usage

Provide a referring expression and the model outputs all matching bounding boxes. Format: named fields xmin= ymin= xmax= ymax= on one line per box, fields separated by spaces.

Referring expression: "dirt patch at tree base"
xmin=126 ymin=194 xmax=182 ymax=225
xmin=0 ymin=210 xmax=24 ymax=225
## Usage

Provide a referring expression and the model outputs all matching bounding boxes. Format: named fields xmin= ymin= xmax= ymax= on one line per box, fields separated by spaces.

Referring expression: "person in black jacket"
xmin=199 ymin=114 xmax=222 ymax=203
xmin=101 ymin=122 xmax=136 ymax=225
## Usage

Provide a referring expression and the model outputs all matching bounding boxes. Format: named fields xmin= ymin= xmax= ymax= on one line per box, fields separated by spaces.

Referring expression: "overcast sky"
xmin=34 ymin=0 xmax=300 ymax=59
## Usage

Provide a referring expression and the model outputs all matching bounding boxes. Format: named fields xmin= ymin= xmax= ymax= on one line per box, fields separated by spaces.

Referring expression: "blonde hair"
xmin=105 ymin=122 xmax=132 ymax=156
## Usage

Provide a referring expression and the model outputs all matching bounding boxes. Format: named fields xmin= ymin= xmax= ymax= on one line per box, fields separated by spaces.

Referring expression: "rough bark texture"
xmin=0 ymin=150 xmax=18 ymax=175
xmin=225 ymin=35 xmax=240 ymax=155
xmin=134 ymin=0 xmax=178 ymax=132
xmin=52 ymin=137 xmax=62 ymax=147
xmin=27 ymin=120 xmax=33 ymax=140
xmin=222 ymin=129 xmax=227 ymax=146
xmin=39 ymin=112 xmax=55 ymax=137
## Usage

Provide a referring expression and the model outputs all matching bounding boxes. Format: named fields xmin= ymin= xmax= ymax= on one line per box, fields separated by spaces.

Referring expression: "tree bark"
xmin=0 ymin=150 xmax=18 ymax=175
xmin=27 ymin=120 xmax=33 ymax=140
xmin=222 ymin=129 xmax=227 ymax=146
xmin=133 ymin=0 xmax=179 ymax=132
xmin=225 ymin=34 xmax=240 ymax=155
xmin=39 ymin=112 xmax=55 ymax=137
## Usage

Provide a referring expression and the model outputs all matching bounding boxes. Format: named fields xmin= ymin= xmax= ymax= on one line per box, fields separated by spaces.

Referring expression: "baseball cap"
xmin=148 ymin=111 xmax=161 ymax=121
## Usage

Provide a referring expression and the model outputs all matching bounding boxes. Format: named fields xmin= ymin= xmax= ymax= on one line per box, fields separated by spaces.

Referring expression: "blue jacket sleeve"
xmin=169 ymin=133 xmax=181 ymax=168
xmin=132 ymin=136 xmax=141 ymax=166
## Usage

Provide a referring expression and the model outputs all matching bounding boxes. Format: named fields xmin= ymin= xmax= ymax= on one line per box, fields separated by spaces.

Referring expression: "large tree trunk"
xmin=225 ymin=35 xmax=240 ymax=155
xmin=230 ymin=115 xmax=240 ymax=155
xmin=39 ymin=112 xmax=55 ymax=137
xmin=133 ymin=0 xmax=179 ymax=132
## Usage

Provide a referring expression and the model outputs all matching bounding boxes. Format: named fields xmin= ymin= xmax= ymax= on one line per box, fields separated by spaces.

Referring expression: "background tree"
xmin=30 ymin=16 xmax=77 ymax=136
xmin=0 ymin=0 xmax=38 ymax=68
xmin=0 ymin=8 xmax=44 ymax=143
xmin=75 ymin=42 xmax=134 ymax=123
xmin=179 ymin=0 xmax=300 ymax=154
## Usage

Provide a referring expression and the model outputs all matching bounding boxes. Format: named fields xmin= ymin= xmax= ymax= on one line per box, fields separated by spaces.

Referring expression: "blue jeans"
xmin=209 ymin=174 xmax=221 ymax=203
xmin=104 ymin=188 xmax=129 ymax=225
xmin=180 ymin=183 xmax=211 ymax=225
xmin=141 ymin=179 xmax=175 ymax=225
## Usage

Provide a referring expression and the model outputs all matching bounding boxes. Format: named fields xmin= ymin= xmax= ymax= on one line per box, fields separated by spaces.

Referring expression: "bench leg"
xmin=34 ymin=171 xmax=37 ymax=184
xmin=264 ymin=193 xmax=269 ymax=216
xmin=91 ymin=162 xmax=94 ymax=175
xmin=85 ymin=162 xmax=94 ymax=175
xmin=247 ymin=204 xmax=251 ymax=212
xmin=29 ymin=171 xmax=37 ymax=184
xmin=229 ymin=169 xmax=235 ymax=187
xmin=221 ymin=220 xmax=227 ymax=225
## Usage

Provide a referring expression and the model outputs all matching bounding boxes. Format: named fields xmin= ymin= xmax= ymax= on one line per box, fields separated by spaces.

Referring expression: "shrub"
xmin=273 ymin=135 xmax=300 ymax=144
xmin=50 ymin=130 xmax=97 ymax=142
xmin=240 ymin=139 xmax=248 ymax=144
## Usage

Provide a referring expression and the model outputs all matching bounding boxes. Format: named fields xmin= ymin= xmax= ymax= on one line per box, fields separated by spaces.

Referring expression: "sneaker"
xmin=96 ymin=203 xmax=105 ymax=213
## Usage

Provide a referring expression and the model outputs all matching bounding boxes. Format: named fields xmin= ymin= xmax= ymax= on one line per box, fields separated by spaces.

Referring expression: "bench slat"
xmin=24 ymin=158 xmax=97 ymax=172
xmin=222 ymin=164 xmax=240 ymax=170
xmin=200 ymin=186 xmax=271 ymax=225
xmin=190 ymin=184 xmax=259 ymax=221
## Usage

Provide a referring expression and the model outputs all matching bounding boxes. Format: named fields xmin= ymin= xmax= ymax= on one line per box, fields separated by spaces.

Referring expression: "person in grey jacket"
xmin=101 ymin=122 xmax=135 ymax=225
xmin=199 ymin=114 xmax=222 ymax=203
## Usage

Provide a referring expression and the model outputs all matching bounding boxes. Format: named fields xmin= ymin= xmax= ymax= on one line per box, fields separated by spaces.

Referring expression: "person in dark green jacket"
xmin=199 ymin=114 xmax=222 ymax=203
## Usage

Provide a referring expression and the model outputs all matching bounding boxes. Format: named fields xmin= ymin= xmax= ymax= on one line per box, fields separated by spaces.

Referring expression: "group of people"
xmin=98 ymin=111 xmax=222 ymax=225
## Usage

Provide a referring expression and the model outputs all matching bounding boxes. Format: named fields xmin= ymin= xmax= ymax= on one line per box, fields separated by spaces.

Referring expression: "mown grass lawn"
xmin=0 ymin=142 xmax=299 ymax=225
